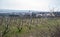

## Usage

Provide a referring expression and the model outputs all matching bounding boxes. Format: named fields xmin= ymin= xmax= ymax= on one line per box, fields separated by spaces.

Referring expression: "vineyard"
xmin=0 ymin=16 xmax=60 ymax=37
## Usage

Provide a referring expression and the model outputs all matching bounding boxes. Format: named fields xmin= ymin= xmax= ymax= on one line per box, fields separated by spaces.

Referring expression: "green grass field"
xmin=0 ymin=17 xmax=60 ymax=37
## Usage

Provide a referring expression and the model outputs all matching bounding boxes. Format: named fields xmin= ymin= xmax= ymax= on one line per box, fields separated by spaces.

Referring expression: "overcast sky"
xmin=0 ymin=0 xmax=60 ymax=11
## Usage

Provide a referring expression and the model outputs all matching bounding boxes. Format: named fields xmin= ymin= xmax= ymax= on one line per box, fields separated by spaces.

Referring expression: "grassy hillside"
xmin=0 ymin=17 xmax=60 ymax=37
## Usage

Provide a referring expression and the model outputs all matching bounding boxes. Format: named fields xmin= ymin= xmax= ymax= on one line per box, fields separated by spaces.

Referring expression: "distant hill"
xmin=0 ymin=9 xmax=60 ymax=18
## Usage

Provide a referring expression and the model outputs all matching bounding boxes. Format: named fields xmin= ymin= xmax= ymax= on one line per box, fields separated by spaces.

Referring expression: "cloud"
xmin=0 ymin=0 xmax=60 ymax=11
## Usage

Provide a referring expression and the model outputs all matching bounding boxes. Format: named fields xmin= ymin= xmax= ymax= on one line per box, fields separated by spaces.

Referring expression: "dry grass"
xmin=0 ymin=17 xmax=60 ymax=37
